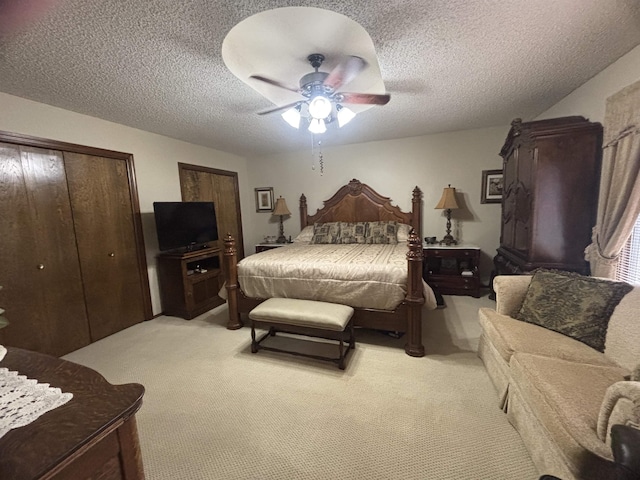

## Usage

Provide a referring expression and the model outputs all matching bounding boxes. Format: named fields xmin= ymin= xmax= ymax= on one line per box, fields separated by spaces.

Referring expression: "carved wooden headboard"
xmin=299 ymin=179 xmax=422 ymax=237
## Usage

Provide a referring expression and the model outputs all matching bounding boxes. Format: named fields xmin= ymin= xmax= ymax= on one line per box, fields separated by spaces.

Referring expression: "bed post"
xmin=405 ymin=219 xmax=425 ymax=356
xmin=299 ymin=193 xmax=308 ymax=228
xmin=224 ymin=233 xmax=242 ymax=330
xmin=412 ymin=186 xmax=422 ymax=239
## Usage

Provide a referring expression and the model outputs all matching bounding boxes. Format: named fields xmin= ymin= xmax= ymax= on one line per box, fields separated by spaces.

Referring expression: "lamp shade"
xmin=434 ymin=185 xmax=459 ymax=210
xmin=281 ymin=106 xmax=301 ymax=129
xmin=272 ymin=196 xmax=291 ymax=216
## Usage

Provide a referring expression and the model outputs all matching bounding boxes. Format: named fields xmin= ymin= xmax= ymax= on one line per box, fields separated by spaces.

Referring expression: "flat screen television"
xmin=153 ymin=201 xmax=218 ymax=252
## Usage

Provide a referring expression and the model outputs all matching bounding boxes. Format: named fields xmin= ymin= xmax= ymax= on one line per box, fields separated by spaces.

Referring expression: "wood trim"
xmin=0 ymin=130 xmax=132 ymax=159
xmin=124 ymin=153 xmax=154 ymax=320
xmin=0 ymin=130 xmax=153 ymax=321
xmin=178 ymin=162 xmax=245 ymax=259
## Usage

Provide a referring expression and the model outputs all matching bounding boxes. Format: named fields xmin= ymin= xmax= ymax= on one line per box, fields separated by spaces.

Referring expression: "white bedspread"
xmin=238 ymin=243 xmax=437 ymax=310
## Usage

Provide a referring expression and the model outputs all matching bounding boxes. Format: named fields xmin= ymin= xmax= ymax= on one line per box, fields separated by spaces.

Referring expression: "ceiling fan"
xmin=250 ymin=53 xmax=391 ymax=133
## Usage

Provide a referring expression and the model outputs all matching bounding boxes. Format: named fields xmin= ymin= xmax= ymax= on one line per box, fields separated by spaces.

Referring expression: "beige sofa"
xmin=478 ymin=275 xmax=640 ymax=480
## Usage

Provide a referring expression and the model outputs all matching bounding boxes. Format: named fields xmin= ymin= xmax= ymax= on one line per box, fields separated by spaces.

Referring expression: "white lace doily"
xmin=0 ymin=367 xmax=73 ymax=438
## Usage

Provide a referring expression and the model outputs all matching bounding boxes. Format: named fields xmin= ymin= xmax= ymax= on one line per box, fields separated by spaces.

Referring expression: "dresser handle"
xmin=37 ymin=264 xmax=45 ymax=270
xmin=108 ymin=252 xmax=115 ymax=257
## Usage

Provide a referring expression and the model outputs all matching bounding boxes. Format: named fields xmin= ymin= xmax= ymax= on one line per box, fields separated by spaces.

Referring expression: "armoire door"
xmin=179 ymin=164 xmax=245 ymax=260
xmin=64 ymin=152 xmax=147 ymax=341
xmin=0 ymin=143 xmax=91 ymax=356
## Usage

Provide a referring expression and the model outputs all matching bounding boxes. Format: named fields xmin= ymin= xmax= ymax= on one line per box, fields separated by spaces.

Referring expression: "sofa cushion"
xmin=509 ymin=353 xmax=629 ymax=460
xmin=603 ymin=286 xmax=640 ymax=371
xmin=479 ymin=308 xmax=619 ymax=367
xmin=515 ymin=269 xmax=633 ymax=352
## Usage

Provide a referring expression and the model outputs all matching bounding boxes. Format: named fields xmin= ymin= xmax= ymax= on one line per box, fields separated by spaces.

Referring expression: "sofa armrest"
xmin=493 ymin=275 xmax=532 ymax=316
xmin=597 ymin=381 xmax=640 ymax=446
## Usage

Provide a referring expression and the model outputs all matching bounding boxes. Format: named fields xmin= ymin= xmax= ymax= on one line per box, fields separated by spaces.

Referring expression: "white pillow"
xmin=397 ymin=223 xmax=412 ymax=242
xmin=292 ymin=225 xmax=314 ymax=243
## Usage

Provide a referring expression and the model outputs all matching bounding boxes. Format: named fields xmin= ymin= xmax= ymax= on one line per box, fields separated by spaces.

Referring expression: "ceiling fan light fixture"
xmin=281 ymin=105 xmax=301 ymax=129
xmin=308 ymin=95 xmax=332 ymax=120
xmin=336 ymin=105 xmax=356 ymax=127
xmin=308 ymin=118 xmax=326 ymax=134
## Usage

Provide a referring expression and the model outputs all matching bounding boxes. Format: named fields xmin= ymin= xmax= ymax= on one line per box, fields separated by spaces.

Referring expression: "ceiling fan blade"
xmin=339 ymin=92 xmax=391 ymax=105
xmin=257 ymin=101 xmax=301 ymax=116
xmin=249 ymin=75 xmax=300 ymax=93
xmin=323 ymin=56 xmax=367 ymax=91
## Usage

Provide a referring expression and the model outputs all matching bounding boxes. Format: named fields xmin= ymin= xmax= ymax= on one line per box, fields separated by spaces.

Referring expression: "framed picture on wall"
xmin=481 ymin=169 xmax=504 ymax=204
xmin=255 ymin=187 xmax=274 ymax=212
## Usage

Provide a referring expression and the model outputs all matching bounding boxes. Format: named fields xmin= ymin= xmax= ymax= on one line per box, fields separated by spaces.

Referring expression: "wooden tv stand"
xmin=157 ymin=246 xmax=224 ymax=319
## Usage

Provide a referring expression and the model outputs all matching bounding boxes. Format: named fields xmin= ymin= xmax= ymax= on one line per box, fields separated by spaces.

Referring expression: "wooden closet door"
xmin=0 ymin=143 xmax=91 ymax=356
xmin=179 ymin=164 xmax=245 ymax=259
xmin=64 ymin=153 xmax=146 ymax=341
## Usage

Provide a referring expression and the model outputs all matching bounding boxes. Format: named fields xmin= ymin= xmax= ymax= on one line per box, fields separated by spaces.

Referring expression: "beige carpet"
xmin=63 ymin=295 xmax=538 ymax=480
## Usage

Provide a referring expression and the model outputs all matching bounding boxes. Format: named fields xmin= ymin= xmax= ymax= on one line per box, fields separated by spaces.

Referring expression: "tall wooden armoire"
xmin=0 ymin=132 xmax=152 ymax=357
xmin=493 ymin=117 xmax=603 ymax=276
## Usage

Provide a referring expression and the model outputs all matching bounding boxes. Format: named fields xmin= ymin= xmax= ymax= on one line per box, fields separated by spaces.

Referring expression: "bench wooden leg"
xmin=250 ymin=321 xmax=258 ymax=353
xmin=338 ymin=336 xmax=345 ymax=370
xmin=349 ymin=321 xmax=355 ymax=350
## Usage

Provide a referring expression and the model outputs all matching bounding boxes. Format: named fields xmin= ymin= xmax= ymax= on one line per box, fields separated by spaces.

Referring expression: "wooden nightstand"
xmin=423 ymin=245 xmax=481 ymax=298
xmin=255 ymin=243 xmax=287 ymax=253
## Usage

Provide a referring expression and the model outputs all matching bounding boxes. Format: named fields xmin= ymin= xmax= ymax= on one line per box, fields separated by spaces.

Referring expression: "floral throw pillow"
xmin=515 ymin=269 xmax=633 ymax=352
xmin=311 ymin=222 xmax=341 ymax=244
xmin=338 ymin=222 xmax=368 ymax=244
xmin=365 ymin=221 xmax=398 ymax=244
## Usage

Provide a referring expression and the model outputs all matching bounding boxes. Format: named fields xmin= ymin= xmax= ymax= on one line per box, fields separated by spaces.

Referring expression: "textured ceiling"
xmin=1 ymin=1 xmax=640 ymax=157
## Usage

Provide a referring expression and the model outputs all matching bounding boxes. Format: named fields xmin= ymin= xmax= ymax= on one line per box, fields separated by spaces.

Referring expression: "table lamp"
xmin=434 ymin=185 xmax=459 ymax=246
xmin=272 ymin=196 xmax=291 ymax=243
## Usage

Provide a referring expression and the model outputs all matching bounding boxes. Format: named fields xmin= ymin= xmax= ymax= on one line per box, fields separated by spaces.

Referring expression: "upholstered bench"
xmin=248 ymin=298 xmax=355 ymax=370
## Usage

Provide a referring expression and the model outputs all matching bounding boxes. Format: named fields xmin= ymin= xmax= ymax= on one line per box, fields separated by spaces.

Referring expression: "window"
xmin=616 ymin=214 xmax=640 ymax=285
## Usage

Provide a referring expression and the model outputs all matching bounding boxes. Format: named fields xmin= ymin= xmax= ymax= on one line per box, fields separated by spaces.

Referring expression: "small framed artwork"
xmin=481 ymin=169 xmax=504 ymax=204
xmin=255 ymin=187 xmax=274 ymax=212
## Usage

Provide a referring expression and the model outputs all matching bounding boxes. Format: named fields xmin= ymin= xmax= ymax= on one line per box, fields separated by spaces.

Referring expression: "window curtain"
xmin=585 ymin=80 xmax=640 ymax=278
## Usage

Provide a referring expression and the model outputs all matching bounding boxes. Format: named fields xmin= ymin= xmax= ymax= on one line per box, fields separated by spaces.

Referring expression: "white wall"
xmin=245 ymin=127 xmax=508 ymax=282
xmin=0 ymin=92 xmax=252 ymax=315
xmin=537 ymin=44 xmax=640 ymax=122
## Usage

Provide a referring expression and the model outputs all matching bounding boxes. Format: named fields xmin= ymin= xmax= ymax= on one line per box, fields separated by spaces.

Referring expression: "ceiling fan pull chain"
xmin=318 ymin=140 xmax=324 ymax=176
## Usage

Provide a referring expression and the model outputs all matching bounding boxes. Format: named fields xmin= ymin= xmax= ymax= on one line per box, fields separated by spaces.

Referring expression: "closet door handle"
xmin=37 ymin=264 xmax=45 ymax=270
xmin=108 ymin=252 xmax=115 ymax=257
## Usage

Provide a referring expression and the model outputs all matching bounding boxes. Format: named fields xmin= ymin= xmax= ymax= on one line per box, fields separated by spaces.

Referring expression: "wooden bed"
xmin=223 ymin=179 xmax=426 ymax=357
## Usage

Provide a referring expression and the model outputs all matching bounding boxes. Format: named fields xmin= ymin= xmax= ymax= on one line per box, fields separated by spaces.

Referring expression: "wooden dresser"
xmin=0 ymin=347 xmax=145 ymax=480
xmin=494 ymin=116 xmax=603 ymax=276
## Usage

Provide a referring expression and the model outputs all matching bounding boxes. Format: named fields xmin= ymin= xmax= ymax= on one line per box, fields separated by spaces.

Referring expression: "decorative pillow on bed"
xmin=311 ymin=222 xmax=341 ymax=244
xmin=514 ymin=269 xmax=633 ymax=352
xmin=337 ymin=222 xmax=368 ymax=244
xmin=292 ymin=225 xmax=314 ymax=243
xmin=396 ymin=223 xmax=412 ymax=243
xmin=365 ymin=221 xmax=398 ymax=244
